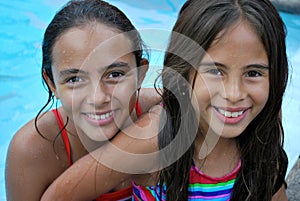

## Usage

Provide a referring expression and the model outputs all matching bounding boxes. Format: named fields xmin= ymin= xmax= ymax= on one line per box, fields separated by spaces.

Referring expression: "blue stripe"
xmin=187 ymin=196 xmax=231 ymax=201
xmin=188 ymin=188 xmax=232 ymax=196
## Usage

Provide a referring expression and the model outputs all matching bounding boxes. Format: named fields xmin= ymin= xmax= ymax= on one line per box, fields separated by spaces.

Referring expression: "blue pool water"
xmin=1 ymin=1 xmax=300 ymax=200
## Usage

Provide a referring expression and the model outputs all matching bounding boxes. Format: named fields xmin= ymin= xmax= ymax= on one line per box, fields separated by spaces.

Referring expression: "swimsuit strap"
xmin=52 ymin=109 xmax=72 ymax=166
xmin=51 ymin=101 xmax=142 ymax=167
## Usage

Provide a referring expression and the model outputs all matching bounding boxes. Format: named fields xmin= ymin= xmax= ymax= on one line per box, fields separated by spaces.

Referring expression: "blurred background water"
xmin=1 ymin=0 xmax=300 ymax=200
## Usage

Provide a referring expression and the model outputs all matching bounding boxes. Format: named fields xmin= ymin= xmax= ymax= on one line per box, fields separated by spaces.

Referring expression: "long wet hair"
xmin=35 ymin=0 xmax=147 ymax=140
xmin=158 ymin=0 xmax=288 ymax=200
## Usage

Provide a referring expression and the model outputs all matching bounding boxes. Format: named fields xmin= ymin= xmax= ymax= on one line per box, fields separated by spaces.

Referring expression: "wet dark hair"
xmin=35 ymin=0 xmax=147 ymax=140
xmin=158 ymin=0 xmax=288 ymax=200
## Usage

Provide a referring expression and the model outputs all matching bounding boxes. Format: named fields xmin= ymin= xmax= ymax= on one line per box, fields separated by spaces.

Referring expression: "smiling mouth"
xmin=216 ymin=108 xmax=244 ymax=118
xmin=86 ymin=111 xmax=113 ymax=120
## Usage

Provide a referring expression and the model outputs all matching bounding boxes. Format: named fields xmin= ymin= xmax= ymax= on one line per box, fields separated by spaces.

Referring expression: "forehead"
xmin=204 ymin=21 xmax=267 ymax=63
xmin=52 ymin=23 xmax=134 ymax=69
xmin=212 ymin=20 xmax=262 ymax=48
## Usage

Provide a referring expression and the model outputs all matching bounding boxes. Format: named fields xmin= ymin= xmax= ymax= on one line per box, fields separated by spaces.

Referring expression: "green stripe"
xmin=189 ymin=179 xmax=236 ymax=188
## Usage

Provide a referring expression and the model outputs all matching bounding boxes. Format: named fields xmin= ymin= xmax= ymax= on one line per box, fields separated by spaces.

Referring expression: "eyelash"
xmin=66 ymin=76 xmax=83 ymax=83
xmin=246 ymin=70 xmax=262 ymax=77
xmin=207 ymin=68 xmax=223 ymax=76
xmin=107 ymin=71 xmax=125 ymax=79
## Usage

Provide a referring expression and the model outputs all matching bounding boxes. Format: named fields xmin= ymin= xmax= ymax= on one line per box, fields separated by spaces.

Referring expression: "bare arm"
xmin=139 ymin=88 xmax=161 ymax=112
xmin=41 ymin=106 xmax=161 ymax=201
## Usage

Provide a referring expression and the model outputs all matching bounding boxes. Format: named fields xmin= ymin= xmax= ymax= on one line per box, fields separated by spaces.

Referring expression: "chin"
xmin=88 ymin=132 xmax=116 ymax=141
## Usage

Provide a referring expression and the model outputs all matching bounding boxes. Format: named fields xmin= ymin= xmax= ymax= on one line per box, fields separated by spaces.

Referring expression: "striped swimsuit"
xmin=133 ymin=161 xmax=241 ymax=201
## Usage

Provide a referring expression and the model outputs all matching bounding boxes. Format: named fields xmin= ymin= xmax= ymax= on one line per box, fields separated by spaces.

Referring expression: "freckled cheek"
xmin=192 ymin=80 xmax=215 ymax=112
xmin=249 ymin=84 xmax=269 ymax=110
xmin=111 ymin=82 xmax=137 ymax=111
xmin=59 ymin=89 xmax=85 ymax=116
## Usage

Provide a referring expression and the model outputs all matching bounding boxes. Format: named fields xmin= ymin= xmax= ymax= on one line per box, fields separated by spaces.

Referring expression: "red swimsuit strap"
xmin=51 ymin=101 xmax=142 ymax=167
xmin=135 ymin=99 xmax=142 ymax=117
xmin=52 ymin=109 xmax=72 ymax=166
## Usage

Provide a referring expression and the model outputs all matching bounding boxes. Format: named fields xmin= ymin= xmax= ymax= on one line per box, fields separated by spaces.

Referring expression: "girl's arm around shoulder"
xmin=41 ymin=105 xmax=162 ymax=201
xmin=139 ymin=88 xmax=161 ymax=112
xmin=5 ymin=112 xmax=68 ymax=201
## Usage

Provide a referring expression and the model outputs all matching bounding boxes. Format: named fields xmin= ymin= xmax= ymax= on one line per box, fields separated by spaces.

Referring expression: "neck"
xmin=67 ymin=117 xmax=105 ymax=153
xmin=194 ymin=129 xmax=240 ymax=177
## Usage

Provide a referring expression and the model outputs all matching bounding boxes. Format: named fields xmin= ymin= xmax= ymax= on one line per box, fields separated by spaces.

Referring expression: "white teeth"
xmin=217 ymin=108 xmax=243 ymax=118
xmin=231 ymin=112 xmax=239 ymax=118
xmin=224 ymin=111 xmax=231 ymax=117
xmin=87 ymin=112 xmax=113 ymax=120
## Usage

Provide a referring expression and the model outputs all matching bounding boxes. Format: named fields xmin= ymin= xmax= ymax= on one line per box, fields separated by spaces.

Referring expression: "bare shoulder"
xmin=7 ymin=111 xmax=64 ymax=163
xmin=5 ymin=110 xmax=68 ymax=200
xmin=272 ymin=184 xmax=288 ymax=201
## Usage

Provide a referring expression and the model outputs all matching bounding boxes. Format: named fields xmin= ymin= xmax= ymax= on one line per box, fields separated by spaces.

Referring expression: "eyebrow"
xmin=99 ymin=61 xmax=132 ymax=74
xmin=199 ymin=62 xmax=226 ymax=68
xmin=105 ymin=61 xmax=131 ymax=70
xmin=244 ymin=64 xmax=269 ymax=70
xmin=59 ymin=69 xmax=88 ymax=78
xmin=199 ymin=62 xmax=269 ymax=70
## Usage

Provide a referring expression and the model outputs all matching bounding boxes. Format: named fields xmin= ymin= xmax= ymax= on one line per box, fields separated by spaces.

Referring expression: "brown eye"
xmin=246 ymin=71 xmax=261 ymax=77
xmin=207 ymin=68 xmax=223 ymax=76
xmin=67 ymin=76 xmax=83 ymax=83
xmin=107 ymin=71 xmax=124 ymax=78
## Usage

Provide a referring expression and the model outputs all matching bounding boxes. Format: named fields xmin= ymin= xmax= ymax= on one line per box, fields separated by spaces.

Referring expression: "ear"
xmin=43 ymin=70 xmax=59 ymax=99
xmin=137 ymin=58 xmax=149 ymax=87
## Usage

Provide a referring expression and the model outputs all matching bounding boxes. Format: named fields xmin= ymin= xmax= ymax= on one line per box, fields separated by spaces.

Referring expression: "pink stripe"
xmin=132 ymin=182 xmax=150 ymax=201
xmin=191 ymin=160 xmax=241 ymax=183
xmin=188 ymin=192 xmax=231 ymax=199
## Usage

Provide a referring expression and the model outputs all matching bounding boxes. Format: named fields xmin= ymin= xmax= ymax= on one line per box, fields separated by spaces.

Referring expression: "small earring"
xmin=135 ymin=88 xmax=142 ymax=117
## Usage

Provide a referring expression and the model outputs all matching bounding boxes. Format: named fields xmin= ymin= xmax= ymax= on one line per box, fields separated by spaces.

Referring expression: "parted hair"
xmin=158 ymin=0 xmax=288 ymax=200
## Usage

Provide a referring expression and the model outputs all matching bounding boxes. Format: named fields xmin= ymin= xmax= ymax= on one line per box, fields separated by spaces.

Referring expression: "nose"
xmin=222 ymin=77 xmax=246 ymax=103
xmin=87 ymin=82 xmax=111 ymax=106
